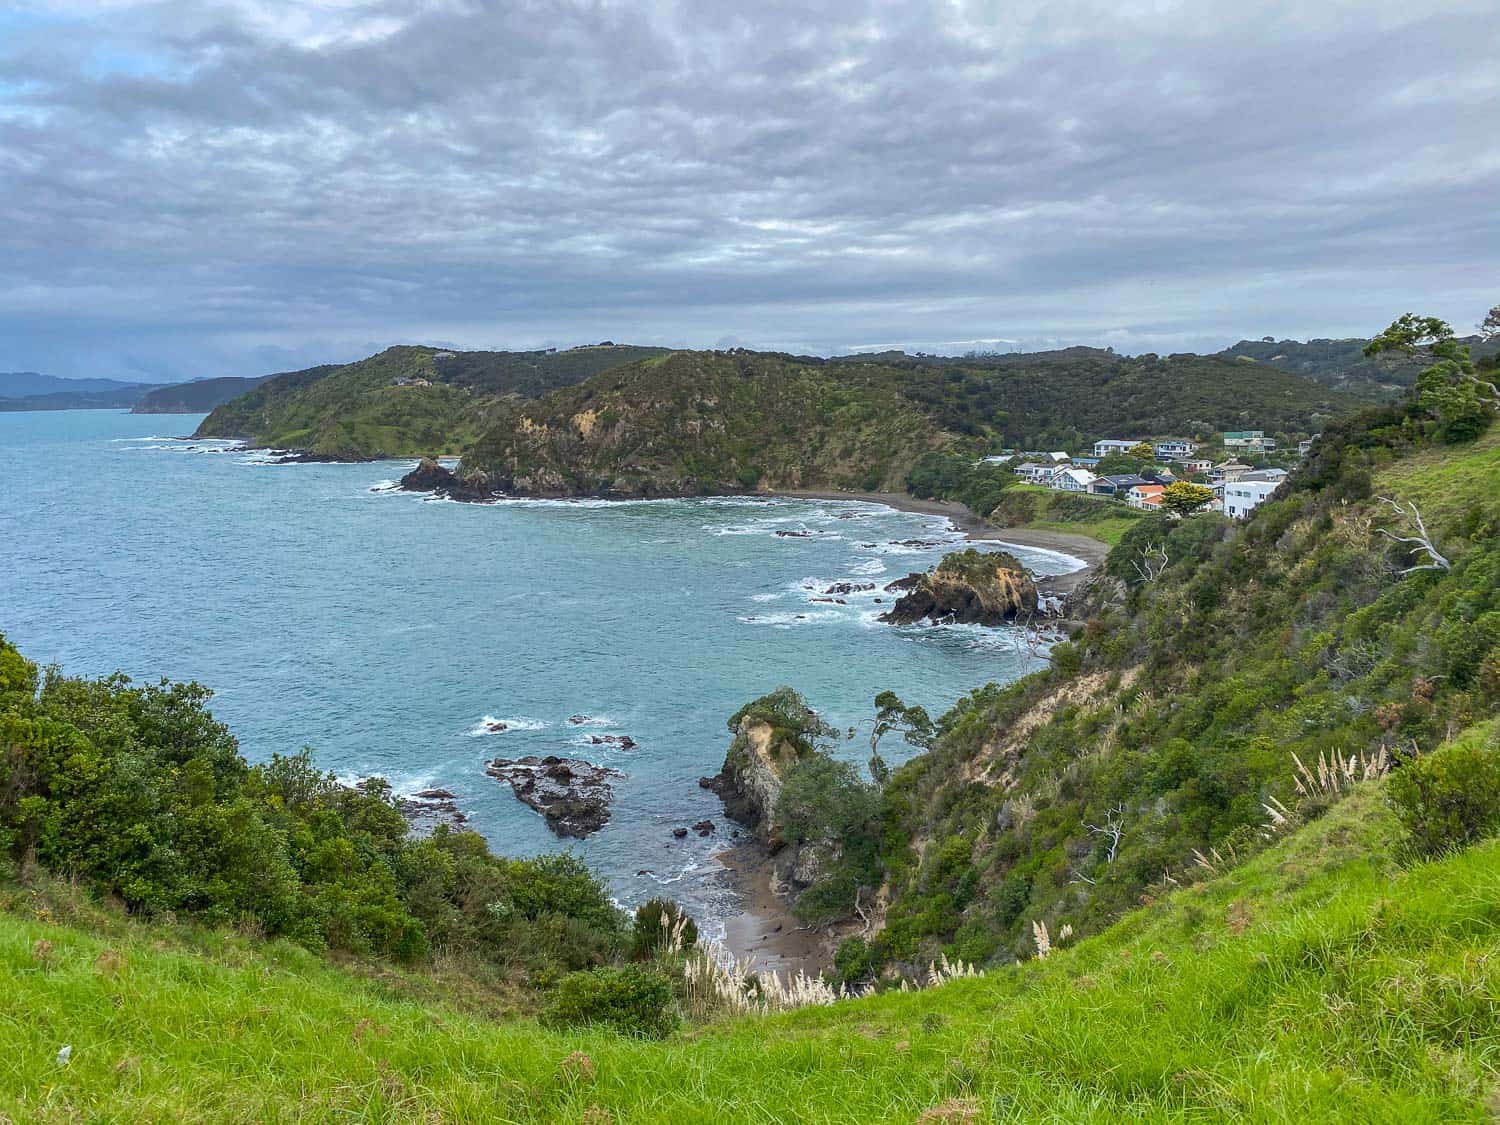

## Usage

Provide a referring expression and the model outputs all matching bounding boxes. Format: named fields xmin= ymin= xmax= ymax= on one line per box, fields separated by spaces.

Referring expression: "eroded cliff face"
xmin=880 ymin=547 xmax=1039 ymax=626
xmin=700 ymin=717 xmax=801 ymax=846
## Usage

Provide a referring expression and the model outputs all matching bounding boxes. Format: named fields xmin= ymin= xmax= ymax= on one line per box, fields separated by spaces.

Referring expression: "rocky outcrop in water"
xmin=396 ymin=787 xmax=469 ymax=834
xmin=880 ymin=547 xmax=1038 ymax=626
xmin=398 ymin=457 xmax=497 ymax=502
xmin=486 ymin=755 xmax=621 ymax=838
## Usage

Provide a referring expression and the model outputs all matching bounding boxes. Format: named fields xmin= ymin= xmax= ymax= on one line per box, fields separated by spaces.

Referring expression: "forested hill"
xmin=131 ymin=375 xmax=274 ymax=414
xmin=193 ymin=344 xmax=670 ymax=458
xmin=1216 ymin=334 xmax=1500 ymax=399
xmin=460 ymin=346 xmax=1356 ymax=496
xmin=838 ymin=345 xmax=1358 ymax=450
xmin=461 ymin=350 xmax=954 ymax=497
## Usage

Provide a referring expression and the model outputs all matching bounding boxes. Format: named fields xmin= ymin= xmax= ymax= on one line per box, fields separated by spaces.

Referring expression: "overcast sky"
xmin=1 ymin=0 xmax=1496 ymax=380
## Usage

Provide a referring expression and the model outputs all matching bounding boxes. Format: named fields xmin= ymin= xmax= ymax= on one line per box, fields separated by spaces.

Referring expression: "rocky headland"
xmin=879 ymin=546 xmax=1039 ymax=626
xmin=398 ymin=457 xmax=499 ymax=502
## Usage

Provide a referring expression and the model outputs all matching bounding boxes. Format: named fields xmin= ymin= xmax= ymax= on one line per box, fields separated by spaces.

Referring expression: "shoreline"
xmin=716 ymin=841 xmax=843 ymax=976
xmin=769 ymin=488 xmax=1110 ymax=595
xmin=717 ymin=490 xmax=1113 ymax=973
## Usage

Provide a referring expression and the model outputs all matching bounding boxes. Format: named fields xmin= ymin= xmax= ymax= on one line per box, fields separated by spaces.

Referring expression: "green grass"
xmin=1372 ymin=425 xmax=1500 ymax=527
xmin=5 ymin=785 xmax=1498 ymax=1122
xmin=992 ymin=485 xmax=1145 ymax=546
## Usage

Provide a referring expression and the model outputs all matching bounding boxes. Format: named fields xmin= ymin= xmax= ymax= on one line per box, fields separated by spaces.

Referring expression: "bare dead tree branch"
xmin=1131 ymin=541 xmax=1169 ymax=583
xmin=1085 ymin=803 xmax=1127 ymax=863
xmin=1376 ymin=497 xmax=1451 ymax=574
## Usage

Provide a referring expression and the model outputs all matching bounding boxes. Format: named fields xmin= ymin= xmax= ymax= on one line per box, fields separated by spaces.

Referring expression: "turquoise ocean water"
xmin=0 ymin=410 xmax=1076 ymax=933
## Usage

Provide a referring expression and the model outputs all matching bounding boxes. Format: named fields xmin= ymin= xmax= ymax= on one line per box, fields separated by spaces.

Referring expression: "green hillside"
xmin=4 ymin=777 xmax=1498 ymax=1121
xmin=1218 ymin=334 xmax=1500 ymax=400
xmin=461 ymin=350 xmax=957 ymax=497
xmin=793 ymin=347 xmax=1500 ymax=976
xmin=461 ymin=346 xmax=1354 ymax=498
xmin=193 ymin=345 xmax=669 ymax=459
xmin=841 ymin=345 xmax=1359 ymax=450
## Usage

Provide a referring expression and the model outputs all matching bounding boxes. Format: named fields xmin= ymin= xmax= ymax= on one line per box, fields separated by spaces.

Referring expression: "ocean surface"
xmin=0 ymin=410 xmax=1077 ymax=934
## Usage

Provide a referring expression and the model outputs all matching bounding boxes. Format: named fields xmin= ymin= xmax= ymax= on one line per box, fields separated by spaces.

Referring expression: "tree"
xmin=1366 ymin=314 xmax=1497 ymax=442
xmin=856 ymin=691 xmax=935 ymax=783
xmin=1160 ymin=481 xmax=1215 ymax=516
xmin=1363 ymin=313 xmax=1457 ymax=358
xmin=1479 ymin=304 xmax=1499 ymax=341
xmin=1127 ymin=442 xmax=1155 ymax=461
xmin=1094 ymin=453 xmax=1145 ymax=476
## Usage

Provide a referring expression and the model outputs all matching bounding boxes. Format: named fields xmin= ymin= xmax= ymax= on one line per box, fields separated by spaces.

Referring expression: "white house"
xmin=1298 ymin=438 xmax=1316 ymax=456
xmin=1177 ymin=458 xmax=1213 ymax=474
xmin=1046 ymin=451 xmax=1071 ymax=463
xmin=1014 ymin=462 xmax=1054 ymax=484
xmin=1126 ymin=483 xmax=1166 ymax=510
xmin=1093 ymin=438 xmax=1143 ymax=458
xmin=1052 ymin=468 xmax=1097 ymax=493
xmin=1154 ymin=439 xmax=1197 ymax=460
xmin=1224 ymin=479 xmax=1280 ymax=519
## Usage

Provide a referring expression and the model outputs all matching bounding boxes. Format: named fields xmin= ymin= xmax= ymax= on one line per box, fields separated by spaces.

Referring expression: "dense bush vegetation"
xmin=783 ymin=321 xmax=1500 ymax=972
xmin=904 ymin=451 xmax=1016 ymax=516
xmin=195 ymin=344 xmax=668 ymax=457
xmin=542 ymin=965 xmax=680 ymax=1039
xmin=0 ymin=637 xmax=628 ymax=983
xmin=1389 ymin=722 xmax=1500 ymax=856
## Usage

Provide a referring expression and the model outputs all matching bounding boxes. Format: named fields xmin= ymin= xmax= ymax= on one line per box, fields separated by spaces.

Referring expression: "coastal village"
xmin=985 ymin=428 xmax=1310 ymax=517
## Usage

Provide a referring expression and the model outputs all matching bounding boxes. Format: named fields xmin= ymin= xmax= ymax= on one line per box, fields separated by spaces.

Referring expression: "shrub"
xmin=1388 ymin=726 xmax=1500 ymax=856
xmin=542 ymin=965 xmax=680 ymax=1039
xmin=631 ymin=898 xmax=697 ymax=960
xmin=833 ymin=936 xmax=874 ymax=985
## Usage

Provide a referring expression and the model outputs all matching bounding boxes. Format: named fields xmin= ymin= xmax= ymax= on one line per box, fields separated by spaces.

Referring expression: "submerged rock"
xmin=398 ymin=457 xmax=497 ymax=502
xmin=823 ymin=581 xmax=875 ymax=595
xmin=586 ymin=734 xmax=638 ymax=749
xmin=486 ymin=755 xmax=622 ymax=838
xmin=880 ymin=547 xmax=1039 ymax=627
xmin=268 ymin=449 xmax=374 ymax=464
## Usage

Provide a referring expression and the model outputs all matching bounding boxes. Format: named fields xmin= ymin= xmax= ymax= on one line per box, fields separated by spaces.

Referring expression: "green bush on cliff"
xmin=0 ymin=634 xmax=627 ymax=982
xmin=726 ymin=686 xmax=835 ymax=754
xmin=1389 ymin=722 xmax=1500 ymax=856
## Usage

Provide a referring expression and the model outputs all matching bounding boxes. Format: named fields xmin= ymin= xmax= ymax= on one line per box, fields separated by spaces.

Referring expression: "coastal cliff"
xmin=701 ymin=689 xmax=854 ymax=907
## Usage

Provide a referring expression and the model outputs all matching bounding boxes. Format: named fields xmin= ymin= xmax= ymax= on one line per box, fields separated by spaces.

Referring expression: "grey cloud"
xmin=0 ymin=0 xmax=1495 ymax=379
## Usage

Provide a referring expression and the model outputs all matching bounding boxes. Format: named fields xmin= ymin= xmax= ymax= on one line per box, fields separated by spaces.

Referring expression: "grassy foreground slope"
xmin=4 ymin=783 xmax=1497 ymax=1122
xmin=194 ymin=345 xmax=668 ymax=459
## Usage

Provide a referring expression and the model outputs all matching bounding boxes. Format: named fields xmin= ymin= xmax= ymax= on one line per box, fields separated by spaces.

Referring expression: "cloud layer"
xmin=2 ymin=0 xmax=1496 ymax=378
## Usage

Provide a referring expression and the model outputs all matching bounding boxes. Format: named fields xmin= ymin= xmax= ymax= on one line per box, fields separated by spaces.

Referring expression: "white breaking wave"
xmin=737 ymin=609 xmax=846 ymax=627
xmin=466 ymin=714 xmax=547 ymax=736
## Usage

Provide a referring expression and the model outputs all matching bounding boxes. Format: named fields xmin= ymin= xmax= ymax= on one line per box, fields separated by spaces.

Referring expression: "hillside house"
xmin=1052 ymin=468 xmax=1097 ymax=493
xmin=1223 ymin=430 xmax=1276 ymax=455
xmin=1210 ymin=460 xmax=1252 ymax=484
xmin=1127 ymin=483 xmax=1165 ymax=510
xmin=1091 ymin=473 xmax=1151 ymax=497
xmin=1178 ymin=458 xmax=1213 ymax=474
xmin=1014 ymin=462 xmax=1055 ymax=484
xmin=1225 ymin=479 xmax=1280 ymax=519
xmin=1093 ymin=438 xmax=1143 ymax=458
xmin=1154 ymin=439 xmax=1197 ymax=460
